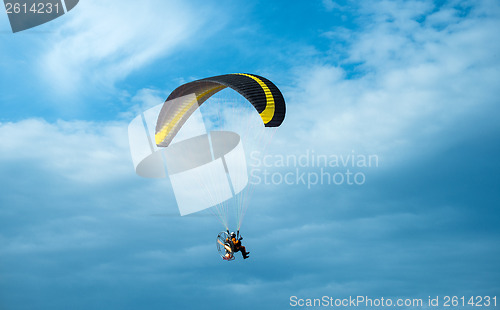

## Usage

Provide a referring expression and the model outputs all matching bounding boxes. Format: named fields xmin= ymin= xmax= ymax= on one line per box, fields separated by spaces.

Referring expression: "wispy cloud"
xmin=280 ymin=0 xmax=500 ymax=165
xmin=39 ymin=0 xmax=223 ymax=95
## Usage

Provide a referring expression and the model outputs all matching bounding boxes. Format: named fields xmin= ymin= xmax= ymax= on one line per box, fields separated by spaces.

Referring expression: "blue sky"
xmin=1 ymin=0 xmax=500 ymax=309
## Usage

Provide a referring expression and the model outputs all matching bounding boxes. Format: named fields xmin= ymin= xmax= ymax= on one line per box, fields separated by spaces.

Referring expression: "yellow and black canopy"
xmin=155 ymin=73 xmax=286 ymax=147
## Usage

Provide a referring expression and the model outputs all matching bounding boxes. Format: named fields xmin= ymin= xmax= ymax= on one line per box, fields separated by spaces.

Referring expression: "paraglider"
xmin=155 ymin=73 xmax=286 ymax=147
xmin=129 ymin=73 xmax=286 ymax=261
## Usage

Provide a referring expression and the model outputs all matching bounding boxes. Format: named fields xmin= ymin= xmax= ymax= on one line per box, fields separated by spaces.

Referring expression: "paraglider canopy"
xmin=155 ymin=73 xmax=286 ymax=147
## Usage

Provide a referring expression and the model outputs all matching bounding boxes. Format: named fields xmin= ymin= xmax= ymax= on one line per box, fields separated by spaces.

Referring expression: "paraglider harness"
xmin=216 ymin=230 xmax=247 ymax=261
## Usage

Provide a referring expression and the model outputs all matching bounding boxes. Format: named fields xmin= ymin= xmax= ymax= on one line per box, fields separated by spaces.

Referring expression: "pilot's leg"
xmin=240 ymin=246 xmax=249 ymax=258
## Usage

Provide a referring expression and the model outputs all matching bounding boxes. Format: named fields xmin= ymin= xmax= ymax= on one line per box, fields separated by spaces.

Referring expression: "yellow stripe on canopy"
xmin=155 ymin=85 xmax=226 ymax=145
xmin=234 ymin=73 xmax=275 ymax=124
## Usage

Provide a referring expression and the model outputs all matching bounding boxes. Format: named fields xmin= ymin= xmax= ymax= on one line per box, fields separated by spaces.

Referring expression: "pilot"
xmin=226 ymin=231 xmax=250 ymax=259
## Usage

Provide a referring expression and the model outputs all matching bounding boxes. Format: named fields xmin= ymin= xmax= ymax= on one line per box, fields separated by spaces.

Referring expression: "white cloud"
xmin=39 ymin=0 xmax=222 ymax=94
xmin=322 ymin=0 xmax=343 ymax=12
xmin=0 ymin=118 xmax=131 ymax=184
